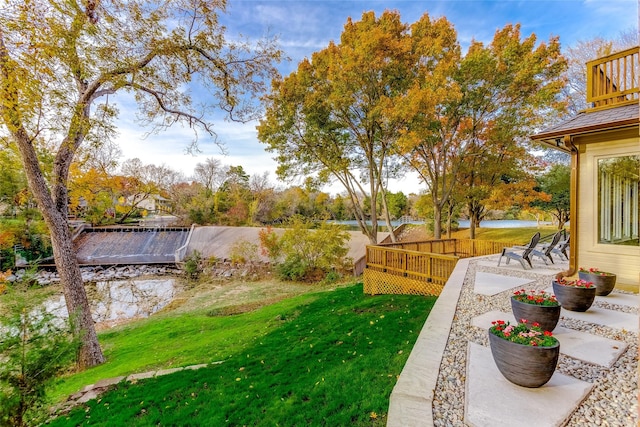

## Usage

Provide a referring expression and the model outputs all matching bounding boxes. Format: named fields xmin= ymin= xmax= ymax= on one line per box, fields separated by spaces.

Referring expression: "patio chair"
xmin=497 ymin=232 xmax=541 ymax=269
xmin=531 ymin=231 xmax=564 ymax=264
xmin=550 ymin=236 xmax=570 ymax=260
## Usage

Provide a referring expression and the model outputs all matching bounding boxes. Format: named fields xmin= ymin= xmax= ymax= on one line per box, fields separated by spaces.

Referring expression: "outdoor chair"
xmin=531 ymin=230 xmax=564 ymax=265
xmin=497 ymin=232 xmax=541 ymax=270
xmin=550 ymin=236 xmax=570 ymax=261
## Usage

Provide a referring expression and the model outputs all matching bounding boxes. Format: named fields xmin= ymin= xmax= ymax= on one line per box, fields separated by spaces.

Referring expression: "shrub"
xmin=260 ymin=217 xmax=350 ymax=282
xmin=229 ymin=239 xmax=260 ymax=265
xmin=276 ymin=257 xmax=307 ymax=281
xmin=183 ymin=250 xmax=202 ymax=280
xmin=0 ymin=281 xmax=78 ymax=426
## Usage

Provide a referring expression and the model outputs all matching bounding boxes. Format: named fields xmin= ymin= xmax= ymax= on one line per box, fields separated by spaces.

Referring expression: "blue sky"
xmin=115 ymin=0 xmax=638 ymax=193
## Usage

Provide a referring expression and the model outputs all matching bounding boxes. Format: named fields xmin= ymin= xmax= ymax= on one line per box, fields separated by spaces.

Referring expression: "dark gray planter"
xmin=489 ymin=331 xmax=559 ymax=388
xmin=578 ymin=271 xmax=617 ymax=296
xmin=552 ymin=280 xmax=596 ymax=312
xmin=511 ymin=297 xmax=560 ymax=332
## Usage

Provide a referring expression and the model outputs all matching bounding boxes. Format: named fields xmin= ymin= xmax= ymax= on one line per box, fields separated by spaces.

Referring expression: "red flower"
xmin=544 ymin=331 xmax=553 ymax=336
xmin=532 ymin=322 xmax=540 ymax=328
xmin=530 ymin=341 xmax=538 ymax=346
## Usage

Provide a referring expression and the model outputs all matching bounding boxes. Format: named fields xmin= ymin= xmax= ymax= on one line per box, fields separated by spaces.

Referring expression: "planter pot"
xmin=511 ymin=297 xmax=560 ymax=332
xmin=489 ymin=331 xmax=559 ymax=388
xmin=578 ymin=271 xmax=617 ymax=296
xmin=552 ymin=280 xmax=596 ymax=312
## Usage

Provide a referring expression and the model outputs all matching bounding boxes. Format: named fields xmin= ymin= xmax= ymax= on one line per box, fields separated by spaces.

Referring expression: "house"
xmin=122 ymin=193 xmax=173 ymax=215
xmin=531 ymin=46 xmax=639 ymax=287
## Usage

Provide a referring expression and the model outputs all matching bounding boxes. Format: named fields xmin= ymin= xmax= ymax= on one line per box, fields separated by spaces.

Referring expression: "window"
xmin=598 ymin=155 xmax=640 ymax=246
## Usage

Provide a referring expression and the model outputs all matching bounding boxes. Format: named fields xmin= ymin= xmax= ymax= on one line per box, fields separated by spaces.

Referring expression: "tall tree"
xmin=116 ymin=159 xmax=182 ymax=222
xmin=218 ymin=165 xmax=251 ymax=225
xmin=533 ymin=163 xmax=571 ymax=229
xmin=393 ymin=14 xmax=463 ymax=239
xmin=400 ymin=25 xmax=566 ymax=238
xmin=259 ymin=11 xmax=425 ymax=244
xmin=0 ymin=145 xmax=28 ymax=216
xmin=193 ymin=158 xmax=229 ymax=196
xmin=0 ymin=0 xmax=281 ymax=368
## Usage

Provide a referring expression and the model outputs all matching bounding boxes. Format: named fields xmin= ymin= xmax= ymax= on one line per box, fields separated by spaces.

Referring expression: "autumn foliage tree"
xmin=0 ymin=0 xmax=281 ymax=368
xmin=533 ymin=163 xmax=571 ymax=229
xmin=259 ymin=11 xmax=424 ymax=244
xmin=399 ymin=24 xmax=566 ymax=238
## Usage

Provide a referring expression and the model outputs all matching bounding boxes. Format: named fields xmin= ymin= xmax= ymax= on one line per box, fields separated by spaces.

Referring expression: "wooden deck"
xmin=587 ymin=46 xmax=639 ymax=112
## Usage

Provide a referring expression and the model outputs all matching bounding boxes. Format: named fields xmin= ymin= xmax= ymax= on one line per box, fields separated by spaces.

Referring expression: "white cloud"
xmin=111 ymin=0 xmax=637 ymax=194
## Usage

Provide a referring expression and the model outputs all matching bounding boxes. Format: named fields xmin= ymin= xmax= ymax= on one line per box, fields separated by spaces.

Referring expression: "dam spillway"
xmin=73 ymin=227 xmax=190 ymax=265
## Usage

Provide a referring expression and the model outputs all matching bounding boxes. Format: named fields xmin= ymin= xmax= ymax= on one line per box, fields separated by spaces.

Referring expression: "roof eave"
xmin=531 ymin=118 xmax=639 ymax=151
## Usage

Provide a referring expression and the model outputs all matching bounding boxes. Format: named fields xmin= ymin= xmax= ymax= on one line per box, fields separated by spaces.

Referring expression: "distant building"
xmin=122 ymin=194 xmax=173 ymax=215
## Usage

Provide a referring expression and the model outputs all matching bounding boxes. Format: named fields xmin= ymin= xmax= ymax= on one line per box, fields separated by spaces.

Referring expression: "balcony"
xmin=586 ymin=46 xmax=639 ymax=112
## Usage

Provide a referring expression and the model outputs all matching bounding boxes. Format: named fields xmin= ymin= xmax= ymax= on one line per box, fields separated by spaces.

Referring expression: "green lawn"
xmin=49 ymin=283 xmax=436 ymax=426
xmin=450 ymin=225 xmax=564 ymax=243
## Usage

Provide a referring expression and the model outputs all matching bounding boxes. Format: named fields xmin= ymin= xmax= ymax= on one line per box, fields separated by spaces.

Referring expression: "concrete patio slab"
xmin=595 ymin=292 xmax=638 ymax=308
xmin=471 ymin=311 xmax=628 ymax=367
xmin=543 ymin=288 xmax=639 ymax=332
xmin=561 ymin=306 xmax=639 ymax=333
xmin=473 ymin=272 xmax=534 ymax=296
xmin=471 ymin=310 xmax=516 ymax=330
xmin=387 ymin=259 xmax=472 ymax=427
xmin=465 ymin=342 xmax=593 ymax=427
xmin=477 ymin=259 xmax=568 ymax=274
xmin=552 ymin=327 xmax=628 ymax=367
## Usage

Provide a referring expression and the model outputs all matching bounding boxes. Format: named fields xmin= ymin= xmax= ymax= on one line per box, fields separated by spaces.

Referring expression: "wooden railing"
xmin=378 ymin=238 xmax=522 ymax=258
xmin=363 ymin=238 xmax=523 ymax=296
xmin=365 ymin=245 xmax=459 ymax=285
xmin=586 ymin=46 xmax=639 ymax=111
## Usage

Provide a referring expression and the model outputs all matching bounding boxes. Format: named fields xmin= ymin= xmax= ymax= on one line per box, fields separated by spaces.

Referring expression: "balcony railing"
xmin=586 ymin=46 xmax=639 ymax=112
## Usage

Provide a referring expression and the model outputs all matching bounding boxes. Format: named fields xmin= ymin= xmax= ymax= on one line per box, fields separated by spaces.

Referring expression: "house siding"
xmin=577 ymin=137 xmax=640 ymax=285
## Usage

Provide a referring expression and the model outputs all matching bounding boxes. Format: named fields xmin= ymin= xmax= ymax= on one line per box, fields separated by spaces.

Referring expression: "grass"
xmin=451 ymin=226 xmax=564 ymax=243
xmin=48 ymin=283 xmax=436 ymax=426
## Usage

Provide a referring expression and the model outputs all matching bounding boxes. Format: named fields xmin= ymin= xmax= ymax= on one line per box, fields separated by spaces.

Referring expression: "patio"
xmin=387 ymin=254 xmax=638 ymax=426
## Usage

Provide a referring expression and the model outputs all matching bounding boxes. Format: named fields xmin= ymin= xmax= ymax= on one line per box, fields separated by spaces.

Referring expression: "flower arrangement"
xmin=490 ymin=320 xmax=557 ymax=347
xmin=555 ymin=277 xmax=593 ymax=288
xmin=578 ymin=267 xmax=614 ymax=276
xmin=512 ymin=289 xmax=558 ymax=307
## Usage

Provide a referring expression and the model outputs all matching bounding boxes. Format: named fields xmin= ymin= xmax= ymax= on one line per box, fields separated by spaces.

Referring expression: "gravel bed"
xmin=432 ymin=258 xmax=638 ymax=427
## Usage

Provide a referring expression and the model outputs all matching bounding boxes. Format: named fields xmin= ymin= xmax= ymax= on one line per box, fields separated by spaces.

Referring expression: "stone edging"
xmin=386 ymin=258 xmax=469 ymax=427
xmin=55 ymin=361 xmax=222 ymax=415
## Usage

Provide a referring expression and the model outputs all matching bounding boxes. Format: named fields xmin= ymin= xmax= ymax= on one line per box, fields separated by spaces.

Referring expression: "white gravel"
xmin=432 ymin=258 xmax=638 ymax=427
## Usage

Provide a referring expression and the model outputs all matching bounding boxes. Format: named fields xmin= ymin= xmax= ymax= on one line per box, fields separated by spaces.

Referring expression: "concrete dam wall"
xmin=73 ymin=227 xmax=190 ymax=265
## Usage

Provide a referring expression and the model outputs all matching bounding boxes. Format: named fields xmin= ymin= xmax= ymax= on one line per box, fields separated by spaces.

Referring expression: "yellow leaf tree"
xmin=0 ymin=0 xmax=281 ymax=368
xmin=259 ymin=11 xmax=458 ymax=243
xmin=398 ymin=24 xmax=566 ymax=238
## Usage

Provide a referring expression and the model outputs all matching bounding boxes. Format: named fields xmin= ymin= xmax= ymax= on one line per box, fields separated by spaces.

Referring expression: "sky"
xmin=113 ymin=0 xmax=638 ymax=194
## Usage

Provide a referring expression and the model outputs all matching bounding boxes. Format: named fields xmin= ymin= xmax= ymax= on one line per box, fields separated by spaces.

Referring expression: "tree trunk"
xmin=48 ymin=214 xmax=105 ymax=368
xmin=469 ymin=217 xmax=477 ymax=240
xmin=379 ymin=190 xmax=397 ymax=243
xmin=433 ymin=205 xmax=442 ymax=239
xmin=9 ymin=128 xmax=105 ymax=369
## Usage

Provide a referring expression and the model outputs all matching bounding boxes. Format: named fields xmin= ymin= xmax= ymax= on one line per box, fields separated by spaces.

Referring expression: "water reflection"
xmin=45 ymin=279 xmax=176 ymax=326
